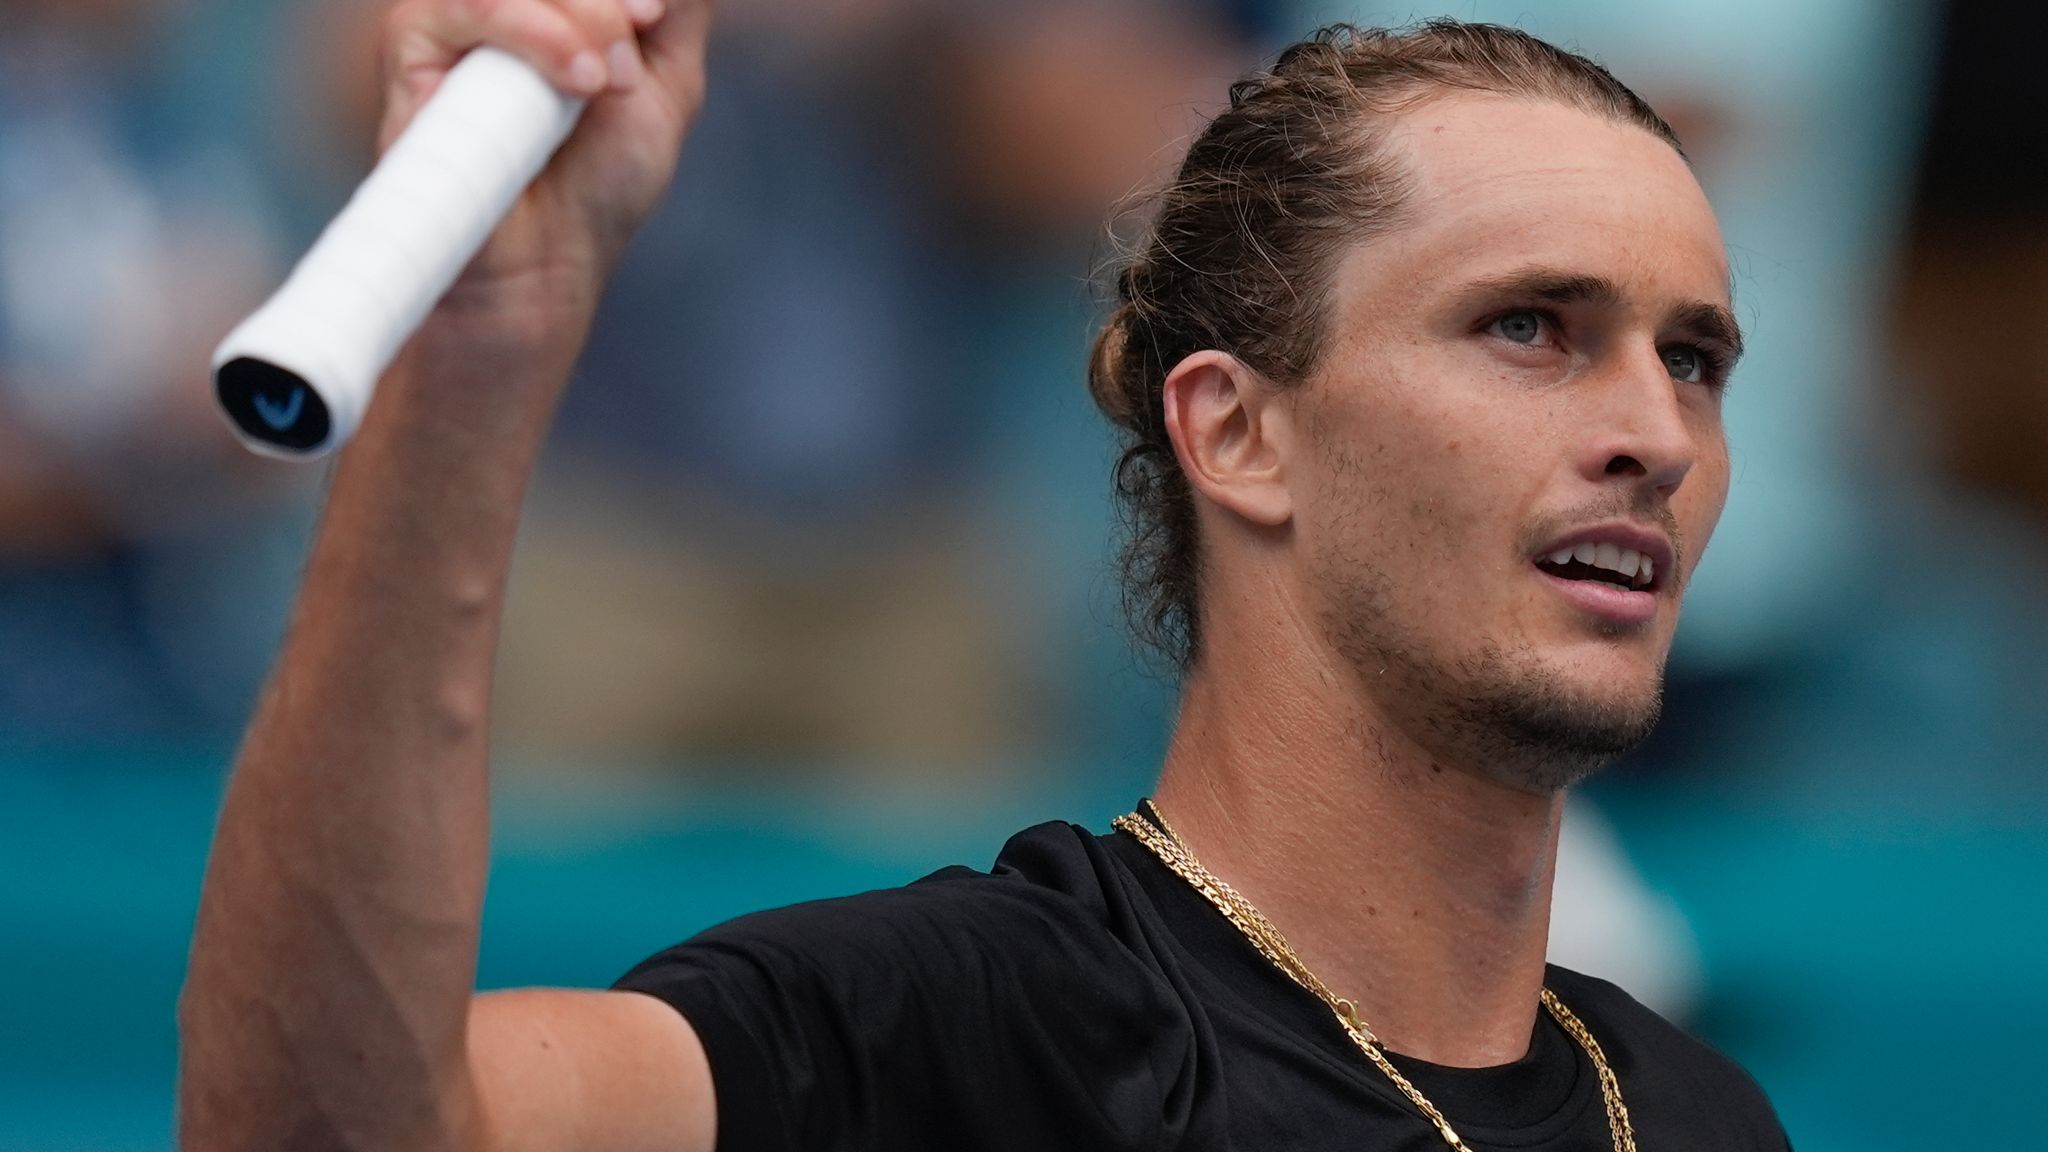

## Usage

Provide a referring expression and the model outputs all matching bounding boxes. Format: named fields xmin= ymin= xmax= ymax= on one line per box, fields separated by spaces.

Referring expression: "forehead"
xmin=1337 ymin=92 xmax=1729 ymax=314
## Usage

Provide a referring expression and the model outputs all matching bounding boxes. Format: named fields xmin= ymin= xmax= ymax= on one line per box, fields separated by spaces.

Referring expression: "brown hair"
xmin=1089 ymin=20 xmax=1682 ymax=674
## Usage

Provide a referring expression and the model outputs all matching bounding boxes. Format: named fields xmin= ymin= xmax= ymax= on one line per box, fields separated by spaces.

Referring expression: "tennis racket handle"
xmin=213 ymin=48 xmax=584 ymax=458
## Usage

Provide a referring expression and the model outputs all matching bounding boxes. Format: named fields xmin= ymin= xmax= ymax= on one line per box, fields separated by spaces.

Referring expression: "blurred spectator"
xmin=0 ymin=0 xmax=313 ymax=742
xmin=487 ymin=0 xmax=1017 ymax=769
xmin=1894 ymin=0 xmax=2048 ymax=533
xmin=467 ymin=0 xmax=1257 ymax=770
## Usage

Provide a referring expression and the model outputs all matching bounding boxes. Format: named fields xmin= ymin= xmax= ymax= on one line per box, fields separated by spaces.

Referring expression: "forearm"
xmin=176 ymin=0 xmax=711 ymax=1132
xmin=177 ymin=284 xmax=595 ymax=1152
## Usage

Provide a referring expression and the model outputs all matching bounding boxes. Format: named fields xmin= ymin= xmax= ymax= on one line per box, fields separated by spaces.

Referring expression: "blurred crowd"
xmin=7 ymin=0 xmax=2047 ymax=807
xmin=3 ymin=0 xmax=2044 ymax=781
xmin=0 ymin=0 xmax=316 ymax=738
xmin=7 ymin=0 xmax=2043 ymax=786
xmin=0 ymin=0 xmax=1287 ymax=766
xmin=8 ymin=0 xmax=2048 ymax=1146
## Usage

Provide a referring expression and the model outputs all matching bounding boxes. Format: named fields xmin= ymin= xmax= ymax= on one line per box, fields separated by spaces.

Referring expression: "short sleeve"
xmin=613 ymin=834 xmax=1195 ymax=1152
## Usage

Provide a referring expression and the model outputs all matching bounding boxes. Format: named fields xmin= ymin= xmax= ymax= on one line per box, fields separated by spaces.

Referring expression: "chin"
xmin=1542 ymin=621 xmax=1675 ymax=693
xmin=1440 ymin=646 xmax=1666 ymax=794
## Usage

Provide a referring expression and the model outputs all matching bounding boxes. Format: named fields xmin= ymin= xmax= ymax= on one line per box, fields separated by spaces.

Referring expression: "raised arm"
xmin=177 ymin=3 xmax=718 ymax=1149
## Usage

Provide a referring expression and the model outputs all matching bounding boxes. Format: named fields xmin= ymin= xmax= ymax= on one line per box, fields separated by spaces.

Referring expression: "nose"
xmin=1579 ymin=346 xmax=1701 ymax=498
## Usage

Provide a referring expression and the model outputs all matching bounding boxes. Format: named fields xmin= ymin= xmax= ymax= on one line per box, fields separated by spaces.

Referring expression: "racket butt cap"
xmin=216 ymin=357 xmax=336 ymax=459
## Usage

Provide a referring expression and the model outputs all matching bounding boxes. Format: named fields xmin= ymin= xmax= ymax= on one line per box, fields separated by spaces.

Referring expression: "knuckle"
xmin=564 ymin=0 xmax=630 ymax=38
xmin=379 ymin=6 xmax=440 ymax=80
xmin=379 ymin=0 xmax=421 ymax=46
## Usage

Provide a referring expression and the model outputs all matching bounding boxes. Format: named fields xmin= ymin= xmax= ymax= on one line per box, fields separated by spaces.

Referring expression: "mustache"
xmin=1520 ymin=492 xmax=1686 ymax=579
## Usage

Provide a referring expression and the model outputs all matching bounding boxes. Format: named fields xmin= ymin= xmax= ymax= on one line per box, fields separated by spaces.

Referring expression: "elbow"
xmin=174 ymin=982 xmax=485 ymax=1152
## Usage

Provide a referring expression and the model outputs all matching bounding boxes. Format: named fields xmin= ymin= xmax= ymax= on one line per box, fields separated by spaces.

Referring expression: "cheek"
xmin=1301 ymin=392 xmax=1507 ymax=582
xmin=1679 ymin=430 xmax=1733 ymax=563
xmin=1296 ymin=333 xmax=1548 ymax=601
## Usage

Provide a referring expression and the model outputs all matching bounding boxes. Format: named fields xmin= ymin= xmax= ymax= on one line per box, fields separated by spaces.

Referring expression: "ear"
xmin=1162 ymin=350 xmax=1293 ymax=528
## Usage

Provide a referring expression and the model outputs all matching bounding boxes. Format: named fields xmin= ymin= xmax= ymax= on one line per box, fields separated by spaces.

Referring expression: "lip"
xmin=1529 ymin=520 xmax=1675 ymax=626
xmin=1534 ymin=567 xmax=1659 ymax=625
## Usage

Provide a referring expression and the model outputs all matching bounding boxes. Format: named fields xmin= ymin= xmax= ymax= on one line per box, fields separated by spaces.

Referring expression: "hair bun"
xmin=1087 ymin=301 xmax=1143 ymax=431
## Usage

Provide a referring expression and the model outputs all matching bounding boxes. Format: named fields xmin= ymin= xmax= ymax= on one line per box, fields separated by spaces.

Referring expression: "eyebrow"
xmin=1670 ymin=299 xmax=1746 ymax=364
xmin=1459 ymin=266 xmax=1746 ymax=363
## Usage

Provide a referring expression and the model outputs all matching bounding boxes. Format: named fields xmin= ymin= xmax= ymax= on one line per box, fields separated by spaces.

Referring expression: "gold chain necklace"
xmin=1112 ymin=801 xmax=1638 ymax=1152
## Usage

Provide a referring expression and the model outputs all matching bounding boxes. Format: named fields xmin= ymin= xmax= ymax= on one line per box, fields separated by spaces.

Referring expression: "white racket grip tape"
xmin=213 ymin=48 xmax=585 ymax=458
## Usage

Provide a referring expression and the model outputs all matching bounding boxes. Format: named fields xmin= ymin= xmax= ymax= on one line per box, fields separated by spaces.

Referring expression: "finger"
xmin=385 ymin=0 xmax=611 ymax=116
xmin=376 ymin=0 xmax=612 ymax=153
xmin=637 ymin=0 xmax=713 ymax=114
xmin=549 ymin=0 xmax=641 ymax=92
xmin=622 ymin=0 xmax=665 ymax=30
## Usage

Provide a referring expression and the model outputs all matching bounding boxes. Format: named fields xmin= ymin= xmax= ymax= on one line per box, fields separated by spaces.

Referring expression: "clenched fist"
xmin=376 ymin=0 xmax=712 ymax=312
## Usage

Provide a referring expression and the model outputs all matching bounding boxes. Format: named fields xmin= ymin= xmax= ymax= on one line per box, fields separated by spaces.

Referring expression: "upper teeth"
xmin=1547 ymin=543 xmax=1655 ymax=586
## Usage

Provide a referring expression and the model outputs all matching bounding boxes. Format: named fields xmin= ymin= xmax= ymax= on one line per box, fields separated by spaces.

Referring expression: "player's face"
xmin=1292 ymin=93 xmax=1736 ymax=792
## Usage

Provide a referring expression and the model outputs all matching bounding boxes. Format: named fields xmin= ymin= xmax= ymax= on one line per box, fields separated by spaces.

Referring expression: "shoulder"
xmin=613 ymin=819 xmax=1181 ymax=1035
xmin=1545 ymin=965 xmax=1790 ymax=1150
xmin=612 ymin=821 xmax=1190 ymax=1150
xmin=626 ymin=820 xmax=1130 ymax=968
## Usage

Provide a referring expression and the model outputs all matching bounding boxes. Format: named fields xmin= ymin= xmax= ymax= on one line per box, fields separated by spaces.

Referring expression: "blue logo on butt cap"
xmin=253 ymin=385 xmax=306 ymax=431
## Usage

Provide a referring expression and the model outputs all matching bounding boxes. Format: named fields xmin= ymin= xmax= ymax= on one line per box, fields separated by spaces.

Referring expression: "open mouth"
xmin=1534 ymin=541 xmax=1657 ymax=592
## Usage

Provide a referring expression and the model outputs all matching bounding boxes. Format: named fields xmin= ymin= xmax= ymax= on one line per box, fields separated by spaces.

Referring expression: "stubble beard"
xmin=1440 ymin=639 xmax=1664 ymax=793
xmin=1315 ymin=543 xmax=1665 ymax=796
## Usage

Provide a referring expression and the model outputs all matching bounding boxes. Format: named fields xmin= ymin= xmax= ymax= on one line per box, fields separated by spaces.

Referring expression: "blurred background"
xmin=3 ymin=0 xmax=2044 ymax=1147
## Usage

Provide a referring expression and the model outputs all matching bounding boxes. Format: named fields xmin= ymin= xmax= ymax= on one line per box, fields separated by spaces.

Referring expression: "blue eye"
xmin=1494 ymin=310 xmax=1545 ymax=344
xmin=1663 ymin=345 xmax=1705 ymax=384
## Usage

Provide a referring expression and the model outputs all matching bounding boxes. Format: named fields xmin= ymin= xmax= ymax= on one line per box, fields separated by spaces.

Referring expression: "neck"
xmin=1152 ymin=631 xmax=1564 ymax=1067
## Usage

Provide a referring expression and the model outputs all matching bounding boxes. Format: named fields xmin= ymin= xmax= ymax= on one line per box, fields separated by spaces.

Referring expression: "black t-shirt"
xmin=615 ymin=819 xmax=1790 ymax=1151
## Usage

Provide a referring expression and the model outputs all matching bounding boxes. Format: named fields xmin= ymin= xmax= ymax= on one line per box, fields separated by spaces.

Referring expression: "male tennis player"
xmin=179 ymin=0 xmax=1790 ymax=1148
